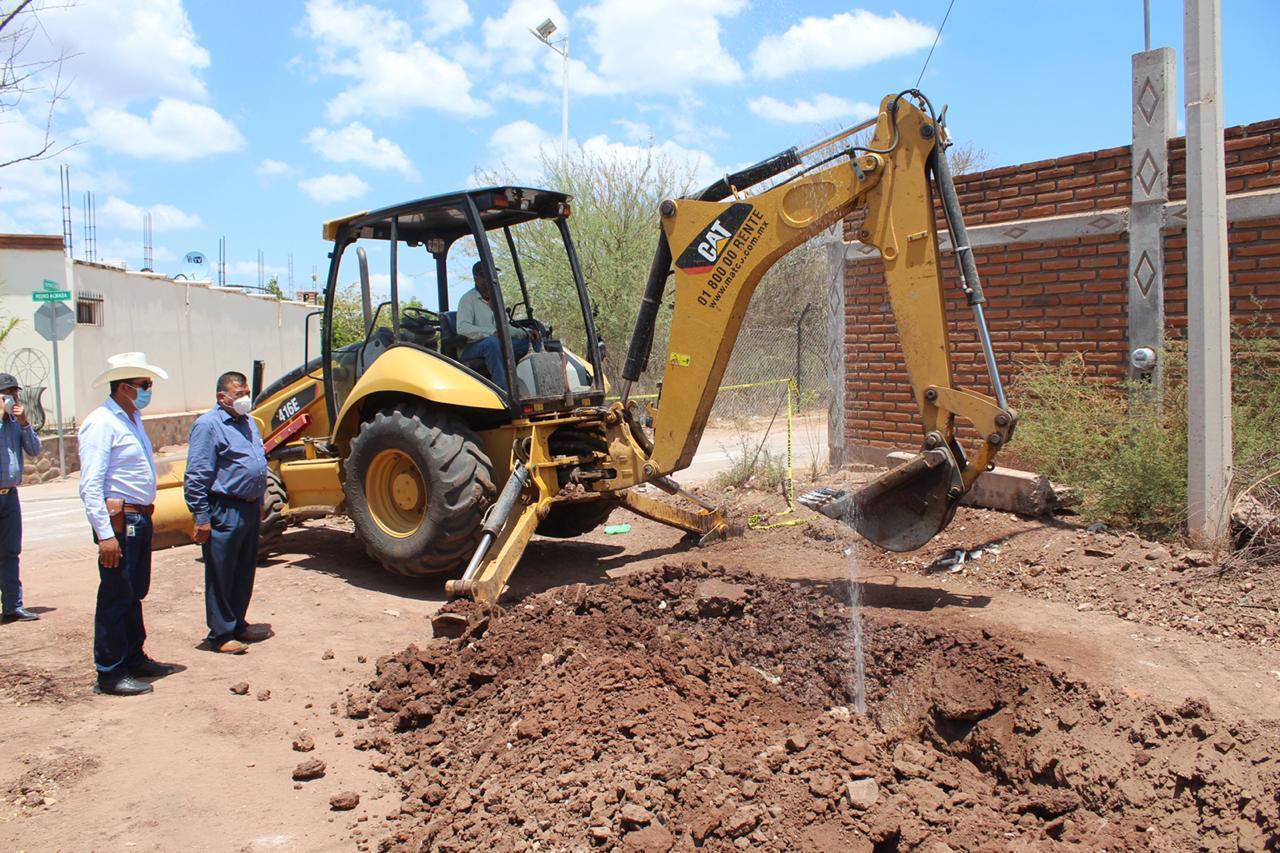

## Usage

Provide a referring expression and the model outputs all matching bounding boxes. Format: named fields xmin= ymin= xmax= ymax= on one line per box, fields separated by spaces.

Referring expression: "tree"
xmin=326 ymin=283 xmax=372 ymax=348
xmin=0 ymin=0 xmax=76 ymax=169
xmin=264 ymin=275 xmax=283 ymax=298
xmin=947 ymin=139 xmax=991 ymax=176
xmin=479 ymin=145 xmax=698 ymax=383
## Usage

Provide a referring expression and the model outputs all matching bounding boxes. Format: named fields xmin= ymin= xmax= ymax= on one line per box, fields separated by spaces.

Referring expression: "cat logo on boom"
xmin=674 ymin=203 xmax=754 ymax=274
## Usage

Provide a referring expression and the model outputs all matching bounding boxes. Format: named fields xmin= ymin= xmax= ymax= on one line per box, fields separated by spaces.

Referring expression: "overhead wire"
xmin=915 ymin=0 xmax=957 ymax=90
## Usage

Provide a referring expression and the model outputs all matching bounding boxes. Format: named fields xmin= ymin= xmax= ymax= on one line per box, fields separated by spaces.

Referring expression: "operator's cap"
xmin=0 ymin=372 xmax=20 ymax=391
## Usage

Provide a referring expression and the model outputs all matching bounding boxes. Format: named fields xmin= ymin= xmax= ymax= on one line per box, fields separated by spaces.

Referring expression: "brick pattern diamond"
xmin=1138 ymin=77 xmax=1160 ymax=124
xmin=1133 ymin=250 xmax=1157 ymax=297
xmin=1135 ymin=150 xmax=1160 ymax=196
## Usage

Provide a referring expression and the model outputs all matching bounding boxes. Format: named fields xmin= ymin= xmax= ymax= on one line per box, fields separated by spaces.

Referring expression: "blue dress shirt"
xmin=78 ymin=397 xmax=157 ymax=539
xmin=184 ymin=405 xmax=268 ymax=526
xmin=0 ymin=415 xmax=41 ymax=489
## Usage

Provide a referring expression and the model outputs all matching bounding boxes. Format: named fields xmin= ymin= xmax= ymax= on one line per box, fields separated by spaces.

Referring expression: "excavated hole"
xmin=341 ymin=564 xmax=1280 ymax=852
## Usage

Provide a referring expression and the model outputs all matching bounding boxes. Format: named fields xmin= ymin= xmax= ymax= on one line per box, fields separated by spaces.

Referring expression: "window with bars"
xmin=76 ymin=291 xmax=104 ymax=326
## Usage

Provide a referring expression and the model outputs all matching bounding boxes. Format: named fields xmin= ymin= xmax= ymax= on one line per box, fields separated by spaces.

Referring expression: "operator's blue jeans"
xmin=0 ymin=489 xmax=23 ymax=614
xmin=461 ymin=335 xmax=540 ymax=389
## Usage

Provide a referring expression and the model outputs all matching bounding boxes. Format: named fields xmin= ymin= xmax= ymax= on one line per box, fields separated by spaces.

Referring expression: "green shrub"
xmin=712 ymin=436 xmax=789 ymax=493
xmin=1009 ymin=330 xmax=1280 ymax=539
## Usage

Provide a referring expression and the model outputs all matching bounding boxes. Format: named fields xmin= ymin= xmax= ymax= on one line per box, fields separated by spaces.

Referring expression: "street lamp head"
xmin=534 ymin=18 xmax=556 ymax=40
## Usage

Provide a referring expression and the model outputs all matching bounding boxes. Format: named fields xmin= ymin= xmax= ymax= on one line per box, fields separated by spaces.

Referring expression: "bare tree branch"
xmin=0 ymin=0 xmax=78 ymax=169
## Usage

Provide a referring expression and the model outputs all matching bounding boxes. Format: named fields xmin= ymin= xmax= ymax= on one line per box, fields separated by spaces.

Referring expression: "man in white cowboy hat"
xmin=0 ymin=371 xmax=41 ymax=623
xmin=78 ymin=352 xmax=176 ymax=697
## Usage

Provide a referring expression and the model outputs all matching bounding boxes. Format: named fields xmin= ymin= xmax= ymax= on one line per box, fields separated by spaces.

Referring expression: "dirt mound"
xmin=343 ymin=564 xmax=1279 ymax=851
xmin=0 ymin=664 xmax=75 ymax=706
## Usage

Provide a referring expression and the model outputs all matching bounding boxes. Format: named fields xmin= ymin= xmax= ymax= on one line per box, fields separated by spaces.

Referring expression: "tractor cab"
xmin=320 ymin=186 xmax=607 ymax=427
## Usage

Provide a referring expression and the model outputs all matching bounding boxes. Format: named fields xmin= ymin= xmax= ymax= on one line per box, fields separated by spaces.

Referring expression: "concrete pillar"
xmin=1184 ymin=0 xmax=1233 ymax=544
xmin=824 ymin=229 xmax=848 ymax=468
xmin=1128 ymin=48 xmax=1176 ymax=387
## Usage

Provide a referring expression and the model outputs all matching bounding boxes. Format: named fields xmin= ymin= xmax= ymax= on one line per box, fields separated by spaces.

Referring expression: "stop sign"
xmin=34 ymin=301 xmax=75 ymax=342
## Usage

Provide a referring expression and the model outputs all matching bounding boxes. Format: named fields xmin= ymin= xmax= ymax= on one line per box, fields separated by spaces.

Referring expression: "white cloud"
xmin=256 ymin=159 xmax=295 ymax=177
xmin=100 ymin=196 xmax=203 ymax=231
xmin=83 ymin=99 xmax=245 ymax=161
xmin=748 ymin=94 xmax=878 ymax=125
xmin=299 ymin=172 xmax=370 ymax=203
xmin=482 ymin=121 xmax=725 ymax=188
xmin=485 ymin=120 xmax=554 ymax=184
xmin=304 ymin=123 xmax=417 ymax=178
xmin=421 ymin=0 xmax=472 ymax=39
xmin=33 ymin=0 xmax=211 ymax=109
xmin=303 ymin=0 xmax=488 ymax=121
xmin=752 ymin=10 xmax=936 ymax=79
xmin=228 ymin=260 xmax=288 ymax=279
xmin=577 ymin=0 xmax=746 ymax=95
xmin=489 ymin=81 xmax=556 ymax=106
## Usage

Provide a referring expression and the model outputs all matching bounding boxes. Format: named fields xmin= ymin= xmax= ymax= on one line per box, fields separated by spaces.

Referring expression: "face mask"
xmin=133 ymin=388 xmax=152 ymax=410
xmin=233 ymin=395 xmax=253 ymax=417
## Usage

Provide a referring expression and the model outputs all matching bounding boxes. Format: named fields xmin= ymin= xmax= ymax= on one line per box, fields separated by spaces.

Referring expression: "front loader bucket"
xmin=799 ymin=447 xmax=964 ymax=552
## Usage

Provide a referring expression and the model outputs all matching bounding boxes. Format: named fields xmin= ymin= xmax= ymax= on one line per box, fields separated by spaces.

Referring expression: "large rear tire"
xmin=344 ymin=403 xmax=495 ymax=577
xmin=257 ymin=469 xmax=288 ymax=556
xmin=536 ymin=500 xmax=616 ymax=538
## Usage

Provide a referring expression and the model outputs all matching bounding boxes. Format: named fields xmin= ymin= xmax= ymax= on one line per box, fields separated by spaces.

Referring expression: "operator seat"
xmin=357 ymin=327 xmax=395 ymax=375
xmin=440 ymin=311 xmax=492 ymax=378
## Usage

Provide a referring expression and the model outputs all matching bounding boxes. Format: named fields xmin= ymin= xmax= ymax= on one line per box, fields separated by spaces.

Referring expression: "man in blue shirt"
xmin=0 ymin=372 xmax=41 ymax=623
xmin=80 ymin=352 xmax=174 ymax=696
xmin=184 ymin=371 xmax=269 ymax=655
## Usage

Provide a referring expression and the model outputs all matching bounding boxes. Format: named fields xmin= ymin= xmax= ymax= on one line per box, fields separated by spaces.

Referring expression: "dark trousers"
xmin=0 ymin=489 xmax=22 ymax=613
xmin=203 ymin=494 xmax=261 ymax=643
xmin=94 ymin=513 xmax=152 ymax=680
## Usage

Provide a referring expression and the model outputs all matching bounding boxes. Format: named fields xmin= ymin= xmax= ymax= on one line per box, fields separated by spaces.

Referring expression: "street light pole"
xmin=531 ymin=18 xmax=569 ymax=152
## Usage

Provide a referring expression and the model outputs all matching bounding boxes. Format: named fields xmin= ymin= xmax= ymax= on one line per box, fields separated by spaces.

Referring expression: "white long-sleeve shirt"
xmin=78 ymin=397 xmax=157 ymax=539
xmin=456 ymin=288 xmax=527 ymax=344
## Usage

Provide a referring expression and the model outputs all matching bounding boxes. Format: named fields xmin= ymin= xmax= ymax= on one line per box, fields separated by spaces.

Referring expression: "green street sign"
xmin=42 ymin=279 xmax=60 ymax=292
xmin=32 ymin=290 xmax=71 ymax=302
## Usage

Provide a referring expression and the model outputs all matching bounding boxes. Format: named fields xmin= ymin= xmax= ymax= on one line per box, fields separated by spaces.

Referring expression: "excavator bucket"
xmin=799 ymin=446 xmax=964 ymax=552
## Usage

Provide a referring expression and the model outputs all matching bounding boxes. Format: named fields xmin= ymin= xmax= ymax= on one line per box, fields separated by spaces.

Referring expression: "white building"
xmin=0 ymin=234 xmax=316 ymax=477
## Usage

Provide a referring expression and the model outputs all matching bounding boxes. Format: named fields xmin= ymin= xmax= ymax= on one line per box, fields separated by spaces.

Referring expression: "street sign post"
xmin=33 ymin=301 xmax=74 ymax=478
xmin=32 ymin=290 xmax=71 ymax=302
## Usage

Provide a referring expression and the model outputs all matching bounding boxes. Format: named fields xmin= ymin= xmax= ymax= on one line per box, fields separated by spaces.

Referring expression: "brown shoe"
xmin=213 ymin=639 xmax=249 ymax=654
xmin=236 ymin=624 xmax=273 ymax=643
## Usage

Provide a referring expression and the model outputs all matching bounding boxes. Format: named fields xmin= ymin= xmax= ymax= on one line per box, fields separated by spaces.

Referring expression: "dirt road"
xmin=1 ymin=473 xmax=1277 ymax=850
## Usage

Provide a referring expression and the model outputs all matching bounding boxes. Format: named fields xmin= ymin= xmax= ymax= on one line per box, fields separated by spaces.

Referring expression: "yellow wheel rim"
xmin=366 ymin=449 xmax=426 ymax=538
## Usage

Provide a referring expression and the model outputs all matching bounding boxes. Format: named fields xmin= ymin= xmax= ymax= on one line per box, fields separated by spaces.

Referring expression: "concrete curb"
xmin=884 ymin=451 xmax=1063 ymax=517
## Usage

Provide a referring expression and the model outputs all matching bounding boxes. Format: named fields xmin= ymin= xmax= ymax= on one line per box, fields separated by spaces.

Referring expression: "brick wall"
xmin=843 ymin=118 xmax=1280 ymax=454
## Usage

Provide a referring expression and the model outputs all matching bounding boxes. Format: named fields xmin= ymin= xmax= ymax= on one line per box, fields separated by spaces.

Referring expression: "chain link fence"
xmin=708 ymin=302 xmax=829 ymax=422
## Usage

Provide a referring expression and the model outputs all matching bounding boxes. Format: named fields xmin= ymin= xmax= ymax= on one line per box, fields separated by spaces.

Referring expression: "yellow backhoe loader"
xmin=151 ymin=91 xmax=1016 ymax=628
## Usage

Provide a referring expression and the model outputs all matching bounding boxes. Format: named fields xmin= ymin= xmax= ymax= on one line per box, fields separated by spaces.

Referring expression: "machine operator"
xmin=457 ymin=261 xmax=540 ymax=389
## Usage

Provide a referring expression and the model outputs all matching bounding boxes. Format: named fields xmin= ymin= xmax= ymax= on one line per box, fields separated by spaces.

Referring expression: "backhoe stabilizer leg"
xmin=799 ymin=446 xmax=964 ymax=552
xmin=619 ymin=489 xmax=740 ymax=544
xmin=442 ymin=499 xmax=546 ymax=609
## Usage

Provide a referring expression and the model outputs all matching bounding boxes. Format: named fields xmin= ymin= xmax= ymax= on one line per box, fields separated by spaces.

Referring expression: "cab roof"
xmin=321 ymin=186 xmax=571 ymax=245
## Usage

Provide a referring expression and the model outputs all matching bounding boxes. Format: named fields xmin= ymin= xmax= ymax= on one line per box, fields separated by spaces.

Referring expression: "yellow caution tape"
xmin=747 ymin=379 xmax=814 ymax=531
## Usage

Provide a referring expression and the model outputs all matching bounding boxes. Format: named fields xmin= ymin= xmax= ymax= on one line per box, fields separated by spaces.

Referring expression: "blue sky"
xmin=1 ymin=0 xmax=1276 ymax=303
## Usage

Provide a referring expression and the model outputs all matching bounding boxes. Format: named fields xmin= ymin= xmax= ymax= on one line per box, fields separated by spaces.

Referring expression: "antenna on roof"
xmin=60 ymin=165 xmax=73 ymax=258
xmin=143 ymin=211 xmax=154 ymax=270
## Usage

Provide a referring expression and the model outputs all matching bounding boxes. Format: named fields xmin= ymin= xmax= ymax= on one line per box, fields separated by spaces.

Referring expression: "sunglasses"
xmin=126 ymin=380 xmax=153 ymax=391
